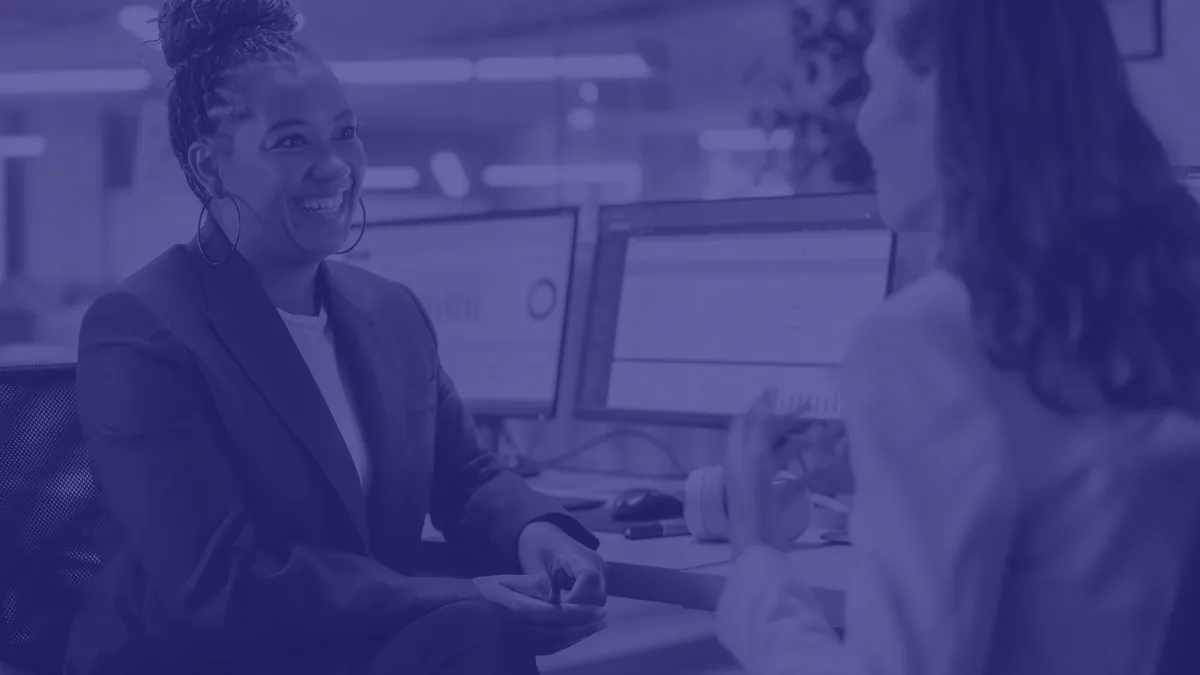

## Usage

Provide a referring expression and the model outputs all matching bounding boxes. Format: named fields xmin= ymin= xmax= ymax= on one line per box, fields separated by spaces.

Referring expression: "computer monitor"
xmin=336 ymin=208 xmax=579 ymax=419
xmin=575 ymin=192 xmax=895 ymax=428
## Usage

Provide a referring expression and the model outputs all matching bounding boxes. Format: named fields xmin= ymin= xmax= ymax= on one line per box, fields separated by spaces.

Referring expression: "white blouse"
xmin=278 ymin=307 xmax=372 ymax=494
xmin=716 ymin=271 xmax=1200 ymax=675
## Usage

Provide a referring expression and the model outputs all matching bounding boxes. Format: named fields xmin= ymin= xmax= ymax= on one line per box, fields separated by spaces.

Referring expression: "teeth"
xmin=298 ymin=194 xmax=345 ymax=212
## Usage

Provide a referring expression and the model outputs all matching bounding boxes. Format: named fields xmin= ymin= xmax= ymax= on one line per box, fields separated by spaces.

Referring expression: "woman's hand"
xmin=723 ymin=388 xmax=812 ymax=557
xmin=471 ymin=574 xmax=607 ymax=655
xmin=517 ymin=521 xmax=608 ymax=607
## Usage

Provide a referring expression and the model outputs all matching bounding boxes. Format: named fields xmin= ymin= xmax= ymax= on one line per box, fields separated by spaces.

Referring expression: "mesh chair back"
xmin=0 ymin=364 xmax=106 ymax=674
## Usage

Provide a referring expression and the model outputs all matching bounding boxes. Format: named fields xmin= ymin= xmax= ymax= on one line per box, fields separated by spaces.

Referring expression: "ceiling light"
xmin=556 ymin=54 xmax=651 ymax=80
xmin=0 ymin=51 xmax=649 ymax=97
xmin=0 ymin=136 xmax=47 ymax=158
xmin=579 ymin=81 xmax=600 ymax=103
xmin=699 ymin=129 xmax=795 ymax=152
xmin=482 ymin=163 xmax=643 ymax=188
xmin=331 ymin=59 xmax=474 ymax=84
xmin=568 ymin=108 xmax=596 ymax=131
xmin=474 ymin=54 xmax=651 ymax=81
xmin=361 ymin=166 xmax=422 ymax=190
xmin=0 ymin=69 xmax=152 ymax=95
xmin=430 ymin=152 xmax=470 ymax=198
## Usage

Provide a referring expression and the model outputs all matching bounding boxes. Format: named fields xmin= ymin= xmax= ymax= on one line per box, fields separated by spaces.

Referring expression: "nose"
xmin=310 ymin=152 xmax=353 ymax=185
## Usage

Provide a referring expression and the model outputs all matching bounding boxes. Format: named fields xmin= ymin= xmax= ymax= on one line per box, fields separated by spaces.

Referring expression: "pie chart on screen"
xmin=526 ymin=279 xmax=558 ymax=320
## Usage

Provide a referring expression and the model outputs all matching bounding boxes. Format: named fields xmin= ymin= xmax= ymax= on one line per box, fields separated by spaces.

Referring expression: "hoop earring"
xmin=195 ymin=196 xmax=242 ymax=266
xmin=336 ymin=197 xmax=368 ymax=255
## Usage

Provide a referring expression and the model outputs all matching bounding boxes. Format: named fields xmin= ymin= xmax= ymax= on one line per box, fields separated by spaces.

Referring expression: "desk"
xmin=0 ymin=344 xmax=74 ymax=367
xmin=421 ymin=470 xmax=850 ymax=628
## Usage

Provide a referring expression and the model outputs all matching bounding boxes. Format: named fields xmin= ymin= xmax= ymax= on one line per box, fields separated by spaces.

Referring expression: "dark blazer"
xmin=63 ymin=234 xmax=596 ymax=675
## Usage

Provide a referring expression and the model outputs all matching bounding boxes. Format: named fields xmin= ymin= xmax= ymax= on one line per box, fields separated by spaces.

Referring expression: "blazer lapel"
xmin=188 ymin=233 xmax=371 ymax=550
xmin=322 ymin=263 xmax=426 ymax=570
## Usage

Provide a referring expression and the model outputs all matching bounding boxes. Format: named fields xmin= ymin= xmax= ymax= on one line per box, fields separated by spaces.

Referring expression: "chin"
xmin=303 ymin=230 xmax=352 ymax=259
xmin=877 ymin=183 xmax=941 ymax=233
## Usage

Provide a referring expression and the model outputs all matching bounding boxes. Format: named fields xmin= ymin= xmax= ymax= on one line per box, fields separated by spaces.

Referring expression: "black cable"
xmin=536 ymin=427 xmax=690 ymax=477
xmin=503 ymin=418 xmax=822 ymax=481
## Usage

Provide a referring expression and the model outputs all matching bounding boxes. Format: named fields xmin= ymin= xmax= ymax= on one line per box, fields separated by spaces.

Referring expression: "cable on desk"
xmin=538 ymin=428 xmax=690 ymax=478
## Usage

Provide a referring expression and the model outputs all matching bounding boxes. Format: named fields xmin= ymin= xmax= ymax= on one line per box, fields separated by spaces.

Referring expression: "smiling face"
xmin=190 ymin=57 xmax=367 ymax=265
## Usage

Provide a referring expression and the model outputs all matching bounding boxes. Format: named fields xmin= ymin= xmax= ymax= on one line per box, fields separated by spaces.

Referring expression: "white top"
xmin=716 ymin=271 xmax=1200 ymax=675
xmin=277 ymin=307 xmax=372 ymax=495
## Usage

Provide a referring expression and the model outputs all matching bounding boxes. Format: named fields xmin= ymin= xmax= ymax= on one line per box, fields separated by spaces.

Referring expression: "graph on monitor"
xmin=576 ymin=193 xmax=894 ymax=427
xmin=336 ymin=208 xmax=578 ymax=417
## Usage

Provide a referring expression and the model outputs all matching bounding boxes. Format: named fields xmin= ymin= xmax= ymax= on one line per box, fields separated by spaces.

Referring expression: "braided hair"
xmin=157 ymin=0 xmax=307 ymax=201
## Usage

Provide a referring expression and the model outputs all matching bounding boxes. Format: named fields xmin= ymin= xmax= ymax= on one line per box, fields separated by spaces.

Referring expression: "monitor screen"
xmin=575 ymin=193 xmax=894 ymax=427
xmin=336 ymin=208 xmax=578 ymax=418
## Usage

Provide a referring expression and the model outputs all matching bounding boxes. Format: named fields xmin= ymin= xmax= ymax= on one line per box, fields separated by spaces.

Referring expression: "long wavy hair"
xmin=892 ymin=0 xmax=1200 ymax=416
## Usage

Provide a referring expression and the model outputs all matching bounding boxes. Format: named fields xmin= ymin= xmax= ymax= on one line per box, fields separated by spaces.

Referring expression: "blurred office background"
xmin=0 ymin=0 xmax=1195 ymax=478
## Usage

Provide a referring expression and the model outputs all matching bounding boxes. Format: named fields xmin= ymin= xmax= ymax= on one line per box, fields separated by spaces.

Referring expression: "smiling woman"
xmin=62 ymin=1 xmax=606 ymax=674
xmin=159 ymin=0 xmax=368 ymax=279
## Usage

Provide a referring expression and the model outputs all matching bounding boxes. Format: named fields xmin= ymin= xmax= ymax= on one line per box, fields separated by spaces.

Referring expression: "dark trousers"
xmin=355 ymin=600 xmax=540 ymax=675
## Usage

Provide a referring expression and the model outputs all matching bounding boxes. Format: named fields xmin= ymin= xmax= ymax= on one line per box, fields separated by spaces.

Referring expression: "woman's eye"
xmin=276 ymin=134 xmax=306 ymax=149
xmin=340 ymin=123 xmax=362 ymax=140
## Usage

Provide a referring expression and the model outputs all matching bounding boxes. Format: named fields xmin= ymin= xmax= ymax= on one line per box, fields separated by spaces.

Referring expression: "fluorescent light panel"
xmin=568 ymin=107 xmax=596 ymax=131
xmin=331 ymin=59 xmax=474 ymax=84
xmin=430 ymin=152 xmax=470 ymax=198
xmin=0 ymin=68 xmax=152 ymax=95
xmin=482 ymin=163 xmax=643 ymax=188
xmin=700 ymin=129 xmax=795 ymax=152
xmin=0 ymin=53 xmax=648 ymax=95
xmin=362 ymin=166 xmax=422 ymax=190
xmin=0 ymin=135 xmax=46 ymax=158
xmin=474 ymin=54 xmax=650 ymax=81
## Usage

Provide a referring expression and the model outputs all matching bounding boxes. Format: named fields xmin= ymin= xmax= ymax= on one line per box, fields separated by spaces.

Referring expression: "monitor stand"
xmin=476 ymin=415 xmax=542 ymax=478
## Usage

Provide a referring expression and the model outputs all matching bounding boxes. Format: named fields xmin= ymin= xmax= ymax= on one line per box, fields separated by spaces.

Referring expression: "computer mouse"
xmin=611 ymin=488 xmax=684 ymax=522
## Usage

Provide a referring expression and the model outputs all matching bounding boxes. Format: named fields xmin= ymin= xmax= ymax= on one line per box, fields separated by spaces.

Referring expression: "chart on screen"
xmin=601 ymin=229 xmax=889 ymax=419
xmin=338 ymin=212 xmax=575 ymax=413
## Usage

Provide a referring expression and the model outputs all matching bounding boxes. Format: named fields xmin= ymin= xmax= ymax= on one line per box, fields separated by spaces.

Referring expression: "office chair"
xmin=0 ymin=364 xmax=107 ymax=675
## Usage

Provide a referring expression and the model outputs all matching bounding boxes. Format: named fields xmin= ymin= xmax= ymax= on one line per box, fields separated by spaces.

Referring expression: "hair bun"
xmin=158 ymin=0 xmax=299 ymax=71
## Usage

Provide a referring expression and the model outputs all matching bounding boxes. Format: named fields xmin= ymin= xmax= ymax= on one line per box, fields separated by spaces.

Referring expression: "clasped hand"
xmin=723 ymin=387 xmax=813 ymax=556
xmin=471 ymin=521 xmax=608 ymax=655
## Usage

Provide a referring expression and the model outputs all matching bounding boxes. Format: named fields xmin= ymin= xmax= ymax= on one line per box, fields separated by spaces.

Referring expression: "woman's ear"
xmin=187 ymin=140 xmax=223 ymax=199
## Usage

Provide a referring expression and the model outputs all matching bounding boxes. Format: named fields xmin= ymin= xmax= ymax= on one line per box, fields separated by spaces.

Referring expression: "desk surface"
xmin=422 ymin=469 xmax=851 ymax=624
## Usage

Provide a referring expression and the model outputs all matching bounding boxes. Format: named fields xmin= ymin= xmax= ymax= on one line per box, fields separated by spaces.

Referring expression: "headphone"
xmin=683 ymin=465 xmax=849 ymax=543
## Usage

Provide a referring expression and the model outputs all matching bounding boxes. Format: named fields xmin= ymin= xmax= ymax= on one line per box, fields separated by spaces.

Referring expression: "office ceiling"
xmin=0 ymin=0 xmax=786 ymax=184
xmin=0 ymin=0 xmax=776 ymax=117
xmin=0 ymin=0 xmax=724 ymax=54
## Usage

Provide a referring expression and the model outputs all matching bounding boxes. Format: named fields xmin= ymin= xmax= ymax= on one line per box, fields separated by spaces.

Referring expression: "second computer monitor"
xmin=337 ymin=208 xmax=579 ymax=419
xmin=575 ymin=193 xmax=895 ymax=428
